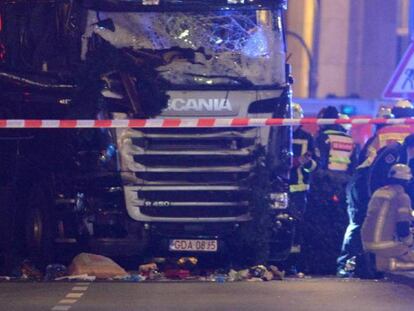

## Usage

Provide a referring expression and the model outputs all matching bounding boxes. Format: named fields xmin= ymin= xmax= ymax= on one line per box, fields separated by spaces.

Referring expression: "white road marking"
xmin=58 ymin=299 xmax=78 ymax=304
xmin=51 ymin=281 xmax=92 ymax=310
xmin=66 ymin=292 xmax=84 ymax=299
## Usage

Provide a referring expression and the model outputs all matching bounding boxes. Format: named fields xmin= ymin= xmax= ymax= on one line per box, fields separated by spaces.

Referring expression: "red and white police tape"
xmin=1 ymin=118 xmax=414 ymax=128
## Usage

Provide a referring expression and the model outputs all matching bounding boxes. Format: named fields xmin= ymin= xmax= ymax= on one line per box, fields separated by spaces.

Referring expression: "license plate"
xmin=169 ymin=239 xmax=218 ymax=252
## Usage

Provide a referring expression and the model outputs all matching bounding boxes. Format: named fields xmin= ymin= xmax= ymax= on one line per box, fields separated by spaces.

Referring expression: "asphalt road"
xmin=1 ymin=277 xmax=414 ymax=311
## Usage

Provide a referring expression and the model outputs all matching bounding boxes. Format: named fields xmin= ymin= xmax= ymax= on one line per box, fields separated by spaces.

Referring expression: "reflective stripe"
xmin=326 ymin=132 xmax=354 ymax=171
xmin=364 ymin=241 xmax=401 ymax=250
xmin=398 ymin=208 xmax=411 ymax=215
xmin=374 ymin=199 xmax=391 ymax=243
xmin=328 ymin=162 xmax=348 ymax=171
xmin=330 ymin=156 xmax=351 ymax=164
xmin=304 ymin=159 xmax=317 ymax=173
xmin=293 ymin=138 xmax=308 ymax=187
xmin=357 ymin=146 xmax=377 ymax=169
xmin=289 ymin=184 xmax=309 ymax=192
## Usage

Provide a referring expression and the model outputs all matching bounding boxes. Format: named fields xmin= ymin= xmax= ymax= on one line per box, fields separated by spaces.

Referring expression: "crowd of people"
xmin=288 ymin=100 xmax=414 ymax=277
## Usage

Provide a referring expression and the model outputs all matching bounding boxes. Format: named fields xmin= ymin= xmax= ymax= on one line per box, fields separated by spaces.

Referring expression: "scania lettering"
xmin=167 ymin=98 xmax=233 ymax=112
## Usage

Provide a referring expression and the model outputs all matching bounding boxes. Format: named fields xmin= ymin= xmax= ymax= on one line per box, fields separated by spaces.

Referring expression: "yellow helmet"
xmin=392 ymin=99 xmax=414 ymax=118
xmin=388 ymin=163 xmax=412 ymax=181
xmin=292 ymin=103 xmax=304 ymax=119
xmin=395 ymin=99 xmax=413 ymax=109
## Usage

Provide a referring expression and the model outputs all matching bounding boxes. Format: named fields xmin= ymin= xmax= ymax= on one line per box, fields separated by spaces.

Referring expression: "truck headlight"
xmin=270 ymin=192 xmax=288 ymax=209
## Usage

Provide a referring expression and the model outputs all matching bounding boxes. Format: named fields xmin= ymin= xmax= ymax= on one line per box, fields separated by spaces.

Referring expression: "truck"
xmin=0 ymin=0 xmax=294 ymax=270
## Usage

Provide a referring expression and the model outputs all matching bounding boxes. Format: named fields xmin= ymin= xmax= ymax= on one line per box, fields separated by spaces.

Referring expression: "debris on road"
xmin=113 ymin=274 xmax=146 ymax=282
xmin=21 ymin=260 xmax=43 ymax=280
xmin=139 ymin=263 xmax=158 ymax=274
xmin=4 ymin=253 xmax=288 ymax=283
xmin=269 ymin=265 xmax=285 ymax=280
xmin=164 ymin=269 xmax=191 ymax=280
xmin=0 ymin=276 xmax=11 ymax=281
xmin=44 ymin=264 xmax=67 ymax=281
xmin=68 ymin=253 xmax=128 ymax=279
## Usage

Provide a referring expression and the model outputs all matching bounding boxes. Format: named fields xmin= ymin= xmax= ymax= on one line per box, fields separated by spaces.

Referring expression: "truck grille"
xmin=118 ymin=127 xmax=259 ymax=221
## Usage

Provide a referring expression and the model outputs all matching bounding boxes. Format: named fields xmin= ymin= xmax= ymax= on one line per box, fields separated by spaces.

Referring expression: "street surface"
xmin=1 ymin=277 xmax=414 ymax=311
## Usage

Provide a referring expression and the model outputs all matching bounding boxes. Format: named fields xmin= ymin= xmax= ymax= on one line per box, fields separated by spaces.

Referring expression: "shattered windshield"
xmin=83 ymin=9 xmax=286 ymax=86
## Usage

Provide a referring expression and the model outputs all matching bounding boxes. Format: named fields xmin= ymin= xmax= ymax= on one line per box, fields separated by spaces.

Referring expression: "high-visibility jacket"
xmin=362 ymin=184 xmax=414 ymax=252
xmin=359 ymin=124 xmax=414 ymax=169
xmin=315 ymin=126 xmax=356 ymax=173
xmin=289 ymin=127 xmax=317 ymax=192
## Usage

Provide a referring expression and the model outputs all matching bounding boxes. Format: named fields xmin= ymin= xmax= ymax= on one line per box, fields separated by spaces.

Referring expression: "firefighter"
xmin=368 ymin=133 xmax=414 ymax=197
xmin=361 ymin=164 xmax=414 ymax=272
xmin=304 ymin=106 xmax=357 ymax=274
xmin=391 ymin=98 xmax=414 ymax=118
xmin=289 ymin=103 xmax=317 ymax=220
xmin=314 ymin=106 xmax=357 ymax=174
xmin=336 ymin=106 xmax=395 ymax=277
xmin=359 ymin=100 xmax=414 ymax=169
xmin=288 ymin=104 xmax=317 ymax=271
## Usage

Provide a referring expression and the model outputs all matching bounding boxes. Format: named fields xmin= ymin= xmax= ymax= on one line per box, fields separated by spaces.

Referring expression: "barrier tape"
xmin=1 ymin=118 xmax=414 ymax=128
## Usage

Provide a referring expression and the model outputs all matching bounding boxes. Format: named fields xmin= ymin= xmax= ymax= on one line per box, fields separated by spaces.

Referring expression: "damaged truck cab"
xmin=0 ymin=0 xmax=294 ymax=267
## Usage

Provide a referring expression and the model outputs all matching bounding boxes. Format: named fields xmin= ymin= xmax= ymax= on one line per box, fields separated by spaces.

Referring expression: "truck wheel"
xmin=25 ymin=185 xmax=55 ymax=269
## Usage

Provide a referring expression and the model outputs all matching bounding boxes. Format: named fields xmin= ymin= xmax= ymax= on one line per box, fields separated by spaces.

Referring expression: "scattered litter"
xmin=269 ymin=265 xmax=285 ymax=280
xmin=44 ymin=264 xmax=67 ymax=281
xmin=139 ymin=263 xmax=158 ymax=274
xmin=214 ymin=274 xmax=227 ymax=283
xmin=164 ymin=269 xmax=191 ymax=280
xmin=0 ymin=276 xmax=11 ymax=281
xmin=235 ymin=269 xmax=250 ymax=281
xmin=262 ymin=270 xmax=274 ymax=281
xmin=296 ymin=272 xmax=306 ymax=278
xmin=14 ymin=253 xmax=288 ymax=283
xmin=68 ymin=253 xmax=128 ymax=279
xmin=114 ymin=274 xmax=146 ymax=282
xmin=21 ymin=260 xmax=43 ymax=280
xmin=139 ymin=262 xmax=162 ymax=280
xmin=249 ymin=265 xmax=267 ymax=278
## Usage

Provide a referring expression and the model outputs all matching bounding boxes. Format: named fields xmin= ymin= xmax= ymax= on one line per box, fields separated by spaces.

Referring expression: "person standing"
xmin=289 ymin=103 xmax=317 ymax=221
xmin=304 ymin=106 xmax=356 ymax=274
xmin=288 ymin=104 xmax=317 ymax=270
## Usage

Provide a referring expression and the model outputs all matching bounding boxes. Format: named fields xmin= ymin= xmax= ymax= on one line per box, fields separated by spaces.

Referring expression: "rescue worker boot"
xmin=389 ymin=258 xmax=414 ymax=271
xmin=376 ymin=256 xmax=414 ymax=272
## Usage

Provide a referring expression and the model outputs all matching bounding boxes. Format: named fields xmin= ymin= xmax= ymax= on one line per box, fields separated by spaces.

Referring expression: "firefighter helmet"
xmin=392 ymin=99 xmax=414 ymax=118
xmin=318 ymin=106 xmax=339 ymax=119
xmin=292 ymin=103 xmax=304 ymax=119
xmin=388 ymin=163 xmax=413 ymax=181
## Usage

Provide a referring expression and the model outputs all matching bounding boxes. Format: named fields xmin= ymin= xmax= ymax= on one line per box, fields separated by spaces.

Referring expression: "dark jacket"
xmin=289 ymin=126 xmax=317 ymax=192
xmin=368 ymin=142 xmax=411 ymax=196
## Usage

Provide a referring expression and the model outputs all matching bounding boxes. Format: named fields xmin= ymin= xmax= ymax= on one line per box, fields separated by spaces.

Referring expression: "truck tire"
xmin=25 ymin=184 xmax=55 ymax=269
